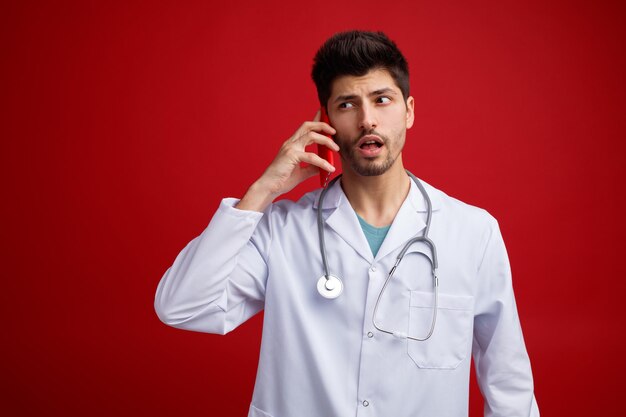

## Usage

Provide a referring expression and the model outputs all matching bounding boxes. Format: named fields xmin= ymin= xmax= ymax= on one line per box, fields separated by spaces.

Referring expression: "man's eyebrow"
xmin=333 ymin=94 xmax=358 ymax=103
xmin=333 ymin=87 xmax=398 ymax=103
xmin=370 ymin=87 xmax=398 ymax=96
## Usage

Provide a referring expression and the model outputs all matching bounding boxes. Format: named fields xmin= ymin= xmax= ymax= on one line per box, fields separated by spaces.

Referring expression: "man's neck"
xmin=340 ymin=160 xmax=410 ymax=228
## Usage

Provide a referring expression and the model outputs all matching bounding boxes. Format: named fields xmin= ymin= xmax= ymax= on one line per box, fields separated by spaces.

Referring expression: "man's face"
xmin=327 ymin=69 xmax=414 ymax=176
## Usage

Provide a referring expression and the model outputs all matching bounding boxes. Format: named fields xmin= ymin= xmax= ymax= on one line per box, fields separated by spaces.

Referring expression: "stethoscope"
xmin=316 ymin=171 xmax=439 ymax=341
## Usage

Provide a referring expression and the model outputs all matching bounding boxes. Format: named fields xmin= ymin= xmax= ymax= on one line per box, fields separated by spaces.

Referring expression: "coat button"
xmin=367 ymin=332 xmax=374 ymax=338
xmin=370 ymin=266 xmax=376 ymax=272
xmin=363 ymin=400 xmax=370 ymax=407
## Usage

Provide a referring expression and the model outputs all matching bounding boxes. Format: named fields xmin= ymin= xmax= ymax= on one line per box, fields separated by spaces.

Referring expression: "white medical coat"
xmin=155 ymin=178 xmax=540 ymax=417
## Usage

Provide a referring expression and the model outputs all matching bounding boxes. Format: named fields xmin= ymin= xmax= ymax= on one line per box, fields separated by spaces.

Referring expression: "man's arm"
xmin=154 ymin=198 xmax=268 ymax=334
xmin=472 ymin=218 xmax=540 ymax=416
xmin=236 ymin=110 xmax=337 ymax=212
xmin=154 ymin=112 xmax=338 ymax=334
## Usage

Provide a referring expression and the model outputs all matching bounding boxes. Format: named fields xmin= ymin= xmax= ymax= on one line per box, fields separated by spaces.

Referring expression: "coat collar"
xmin=313 ymin=175 xmax=441 ymax=263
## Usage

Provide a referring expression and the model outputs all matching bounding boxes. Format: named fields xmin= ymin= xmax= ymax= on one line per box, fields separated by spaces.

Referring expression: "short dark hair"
xmin=311 ymin=30 xmax=410 ymax=107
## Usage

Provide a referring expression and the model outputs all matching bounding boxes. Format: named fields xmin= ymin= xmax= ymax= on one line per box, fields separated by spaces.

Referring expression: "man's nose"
xmin=358 ymin=104 xmax=377 ymax=131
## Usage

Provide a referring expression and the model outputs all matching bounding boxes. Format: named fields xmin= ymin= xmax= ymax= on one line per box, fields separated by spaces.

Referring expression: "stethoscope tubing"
xmin=316 ymin=171 xmax=439 ymax=341
xmin=317 ymin=176 xmax=340 ymax=280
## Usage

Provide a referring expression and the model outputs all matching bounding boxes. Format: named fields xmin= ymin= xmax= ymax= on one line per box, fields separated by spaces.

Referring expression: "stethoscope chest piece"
xmin=317 ymin=275 xmax=343 ymax=299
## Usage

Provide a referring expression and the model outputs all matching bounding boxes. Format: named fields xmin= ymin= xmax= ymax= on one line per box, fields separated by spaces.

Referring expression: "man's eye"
xmin=339 ymin=102 xmax=354 ymax=109
xmin=377 ymin=97 xmax=391 ymax=104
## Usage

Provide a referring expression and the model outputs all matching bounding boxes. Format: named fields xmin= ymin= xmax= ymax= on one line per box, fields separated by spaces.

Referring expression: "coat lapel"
xmin=314 ymin=180 xmax=374 ymax=263
xmin=313 ymin=176 xmax=442 ymax=264
xmin=375 ymin=177 xmax=441 ymax=261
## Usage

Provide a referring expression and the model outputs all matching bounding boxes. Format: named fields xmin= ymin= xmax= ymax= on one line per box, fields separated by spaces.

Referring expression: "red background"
xmin=2 ymin=0 xmax=625 ymax=415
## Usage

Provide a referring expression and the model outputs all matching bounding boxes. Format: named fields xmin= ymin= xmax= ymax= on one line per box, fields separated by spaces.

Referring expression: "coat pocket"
xmin=407 ymin=291 xmax=474 ymax=369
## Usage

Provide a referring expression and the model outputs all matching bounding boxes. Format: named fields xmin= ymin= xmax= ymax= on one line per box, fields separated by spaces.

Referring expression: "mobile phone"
xmin=318 ymin=107 xmax=335 ymax=187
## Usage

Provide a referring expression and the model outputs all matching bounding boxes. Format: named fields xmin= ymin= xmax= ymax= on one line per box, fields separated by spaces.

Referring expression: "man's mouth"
xmin=357 ymin=135 xmax=384 ymax=150
xmin=355 ymin=134 xmax=385 ymax=157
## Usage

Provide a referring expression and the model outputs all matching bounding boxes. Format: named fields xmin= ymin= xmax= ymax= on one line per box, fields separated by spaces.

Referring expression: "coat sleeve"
xmin=154 ymin=198 xmax=271 ymax=335
xmin=472 ymin=217 xmax=540 ymax=417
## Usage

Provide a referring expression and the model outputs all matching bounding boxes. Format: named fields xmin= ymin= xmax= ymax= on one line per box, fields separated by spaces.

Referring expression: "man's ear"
xmin=406 ymin=96 xmax=415 ymax=129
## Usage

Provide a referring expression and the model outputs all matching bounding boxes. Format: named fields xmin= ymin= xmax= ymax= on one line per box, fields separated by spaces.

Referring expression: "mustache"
xmin=356 ymin=129 xmax=386 ymax=143
xmin=334 ymin=129 xmax=387 ymax=152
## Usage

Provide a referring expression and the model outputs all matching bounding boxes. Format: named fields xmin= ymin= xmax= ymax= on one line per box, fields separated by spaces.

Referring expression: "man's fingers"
xmin=295 ymin=131 xmax=339 ymax=151
xmin=298 ymin=151 xmax=336 ymax=173
xmin=313 ymin=109 xmax=321 ymax=122
xmin=294 ymin=120 xmax=336 ymax=139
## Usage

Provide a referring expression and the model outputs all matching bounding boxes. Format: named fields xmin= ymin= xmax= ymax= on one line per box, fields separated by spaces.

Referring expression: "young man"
xmin=155 ymin=31 xmax=539 ymax=417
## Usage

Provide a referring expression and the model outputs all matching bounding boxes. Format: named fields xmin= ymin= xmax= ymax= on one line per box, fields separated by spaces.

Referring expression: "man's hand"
xmin=236 ymin=111 xmax=339 ymax=212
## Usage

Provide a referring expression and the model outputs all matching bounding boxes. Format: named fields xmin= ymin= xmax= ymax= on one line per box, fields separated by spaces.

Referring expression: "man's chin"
xmin=349 ymin=160 xmax=393 ymax=177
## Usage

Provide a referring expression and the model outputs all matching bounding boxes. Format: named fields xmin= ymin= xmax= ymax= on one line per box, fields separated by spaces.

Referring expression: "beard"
xmin=335 ymin=129 xmax=401 ymax=176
